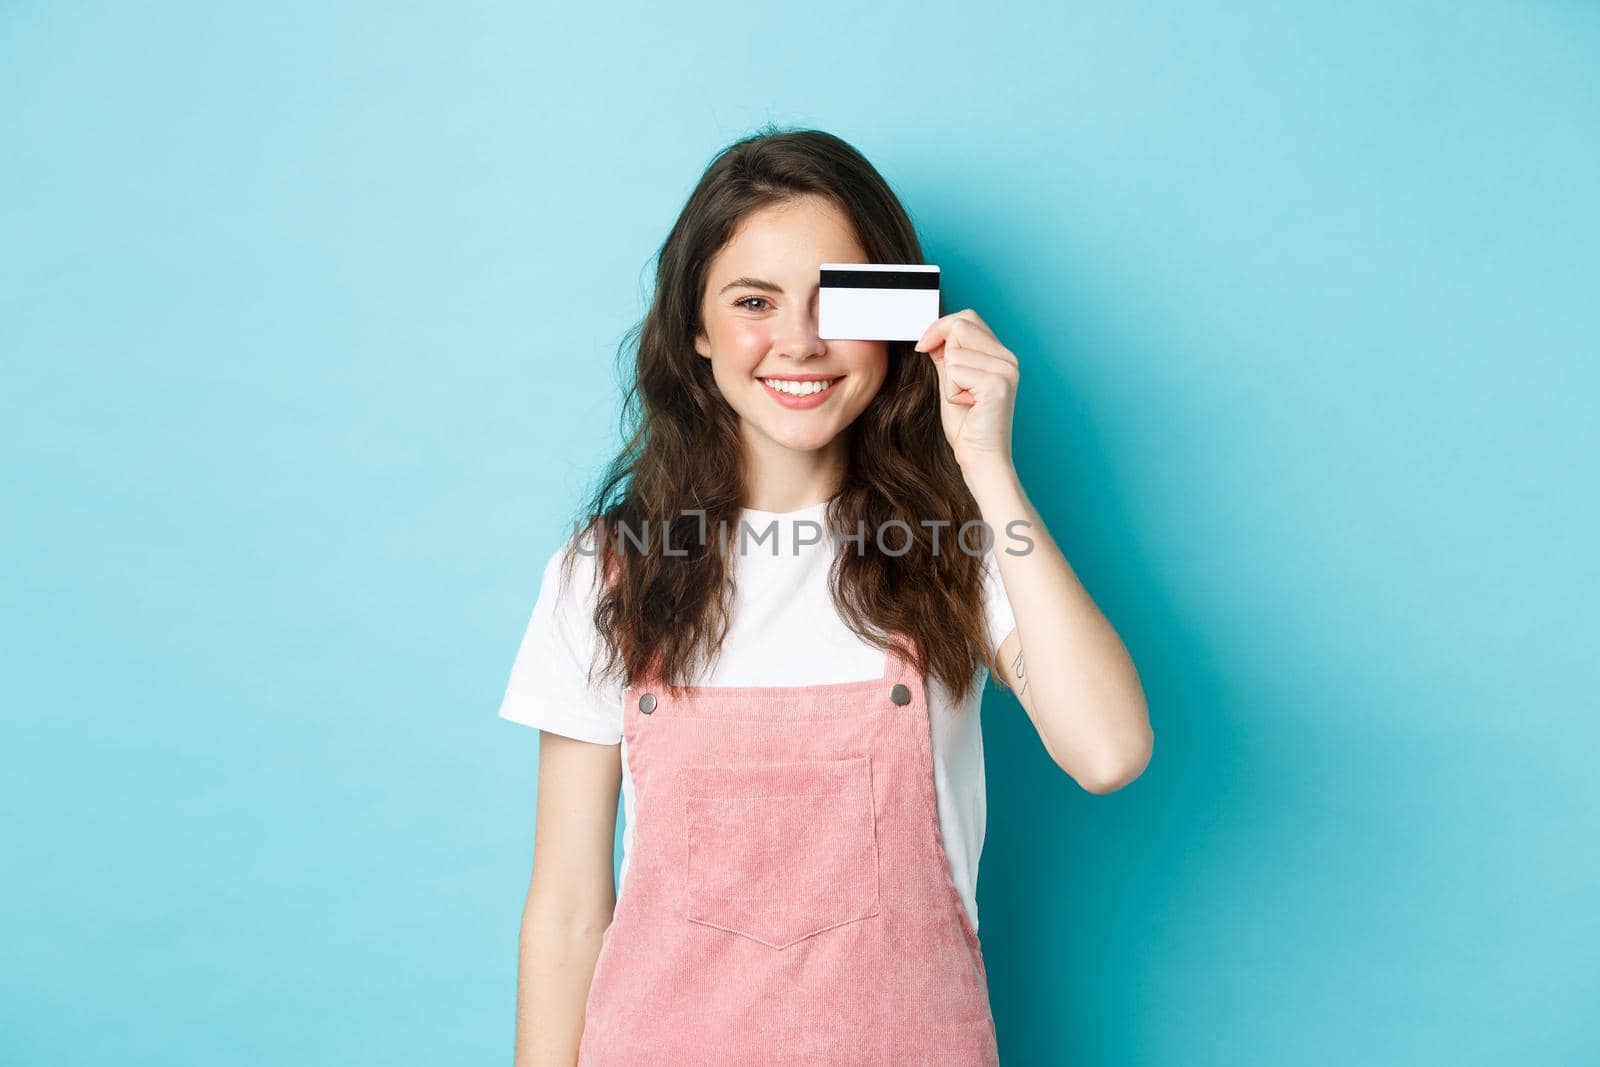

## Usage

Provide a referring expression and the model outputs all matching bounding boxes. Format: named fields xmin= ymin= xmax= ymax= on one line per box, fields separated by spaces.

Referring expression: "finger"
xmin=942 ymin=340 xmax=1016 ymax=402
xmin=941 ymin=354 xmax=976 ymax=404
xmin=943 ymin=338 xmax=1019 ymax=380
xmin=915 ymin=309 xmax=974 ymax=350
xmin=944 ymin=364 xmax=978 ymax=405
xmin=950 ymin=307 xmax=992 ymax=335
xmin=914 ymin=309 xmax=971 ymax=351
xmin=943 ymin=318 xmax=1013 ymax=363
xmin=926 ymin=338 xmax=974 ymax=405
xmin=915 ymin=309 xmax=1010 ymax=362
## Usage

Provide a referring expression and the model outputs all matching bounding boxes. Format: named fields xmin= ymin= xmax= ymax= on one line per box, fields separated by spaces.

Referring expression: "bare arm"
xmin=913 ymin=307 xmax=1152 ymax=795
xmin=980 ymin=464 xmax=1154 ymax=795
xmin=514 ymin=731 xmax=622 ymax=1066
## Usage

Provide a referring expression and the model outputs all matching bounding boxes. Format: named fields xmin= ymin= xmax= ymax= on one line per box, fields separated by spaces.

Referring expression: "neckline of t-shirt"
xmin=739 ymin=496 xmax=836 ymax=521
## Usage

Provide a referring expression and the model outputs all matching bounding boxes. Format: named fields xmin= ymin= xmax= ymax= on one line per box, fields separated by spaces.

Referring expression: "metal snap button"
xmin=889 ymin=683 xmax=911 ymax=706
xmin=638 ymin=693 xmax=657 ymax=714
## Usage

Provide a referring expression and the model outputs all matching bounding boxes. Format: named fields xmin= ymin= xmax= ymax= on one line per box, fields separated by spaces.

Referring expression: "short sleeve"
xmin=980 ymin=544 xmax=1018 ymax=661
xmin=495 ymin=537 xmax=624 ymax=745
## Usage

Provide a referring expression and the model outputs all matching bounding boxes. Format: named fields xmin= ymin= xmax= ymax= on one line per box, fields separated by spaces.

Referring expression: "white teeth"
xmin=761 ymin=377 xmax=836 ymax=396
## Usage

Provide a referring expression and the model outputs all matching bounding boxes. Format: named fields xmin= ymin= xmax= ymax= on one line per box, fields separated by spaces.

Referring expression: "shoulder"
xmin=495 ymin=524 xmax=624 ymax=745
xmin=538 ymin=524 xmax=607 ymax=613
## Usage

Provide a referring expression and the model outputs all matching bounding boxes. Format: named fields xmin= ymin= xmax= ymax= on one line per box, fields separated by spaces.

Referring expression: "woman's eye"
xmin=734 ymin=296 xmax=772 ymax=311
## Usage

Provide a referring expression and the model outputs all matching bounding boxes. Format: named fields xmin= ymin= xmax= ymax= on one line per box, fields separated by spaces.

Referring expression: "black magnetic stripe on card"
xmin=819 ymin=268 xmax=941 ymax=290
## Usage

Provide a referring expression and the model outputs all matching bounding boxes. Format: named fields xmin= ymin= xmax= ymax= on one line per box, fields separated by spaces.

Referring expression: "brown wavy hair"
xmin=554 ymin=124 xmax=1008 ymax=706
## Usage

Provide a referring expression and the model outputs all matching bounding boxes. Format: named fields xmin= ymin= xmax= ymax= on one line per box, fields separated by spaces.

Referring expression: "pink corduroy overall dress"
xmin=575 ymin=633 xmax=1000 ymax=1066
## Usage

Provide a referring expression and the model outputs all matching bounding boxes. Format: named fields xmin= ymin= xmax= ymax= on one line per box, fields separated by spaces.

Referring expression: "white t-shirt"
xmin=496 ymin=498 xmax=1018 ymax=932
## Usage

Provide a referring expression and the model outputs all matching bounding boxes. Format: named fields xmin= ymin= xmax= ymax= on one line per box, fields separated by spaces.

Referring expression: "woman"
xmin=497 ymin=126 xmax=1153 ymax=1066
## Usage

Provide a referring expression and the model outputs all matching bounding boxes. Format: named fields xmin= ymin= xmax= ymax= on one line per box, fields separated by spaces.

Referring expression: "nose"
xmin=775 ymin=306 xmax=826 ymax=361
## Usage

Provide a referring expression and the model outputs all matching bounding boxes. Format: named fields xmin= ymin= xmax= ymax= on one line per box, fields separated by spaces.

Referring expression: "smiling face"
xmin=694 ymin=195 xmax=889 ymax=471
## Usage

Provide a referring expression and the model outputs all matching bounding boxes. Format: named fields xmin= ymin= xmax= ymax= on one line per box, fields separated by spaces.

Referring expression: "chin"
xmin=770 ymin=429 xmax=838 ymax=453
xmin=745 ymin=418 xmax=837 ymax=453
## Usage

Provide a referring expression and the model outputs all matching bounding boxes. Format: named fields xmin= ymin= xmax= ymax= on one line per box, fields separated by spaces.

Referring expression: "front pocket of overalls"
xmin=683 ymin=756 xmax=880 ymax=950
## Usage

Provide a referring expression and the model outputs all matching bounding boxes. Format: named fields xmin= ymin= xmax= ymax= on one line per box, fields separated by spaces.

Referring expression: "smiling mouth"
xmin=758 ymin=376 xmax=842 ymax=397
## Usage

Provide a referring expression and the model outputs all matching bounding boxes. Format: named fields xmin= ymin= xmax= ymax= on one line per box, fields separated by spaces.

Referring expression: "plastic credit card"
xmin=817 ymin=263 xmax=941 ymax=341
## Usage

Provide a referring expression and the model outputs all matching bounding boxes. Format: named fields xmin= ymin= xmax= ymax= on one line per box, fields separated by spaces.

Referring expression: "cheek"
xmin=847 ymin=343 xmax=890 ymax=379
xmin=858 ymin=348 xmax=893 ymax=402
xmin=712 ymin=319 xmax=772 ymax=368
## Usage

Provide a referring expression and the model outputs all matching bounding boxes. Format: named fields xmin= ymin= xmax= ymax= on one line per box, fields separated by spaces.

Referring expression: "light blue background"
xmin=3 ymin=2 xmax=1596 ymax=1064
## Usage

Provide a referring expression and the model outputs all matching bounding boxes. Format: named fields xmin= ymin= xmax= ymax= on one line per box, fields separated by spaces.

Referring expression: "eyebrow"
xmin=717 ymin=276 xmax=800 ymax=296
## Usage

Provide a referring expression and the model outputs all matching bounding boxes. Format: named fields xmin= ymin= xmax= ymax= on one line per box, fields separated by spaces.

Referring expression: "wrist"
xmin=961 ymin=456 xmax=1021 ymax=502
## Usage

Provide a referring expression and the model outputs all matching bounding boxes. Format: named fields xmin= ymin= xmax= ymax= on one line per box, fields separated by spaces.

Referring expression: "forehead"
xmin=711 ymin=196 xmax=867 ymax=275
